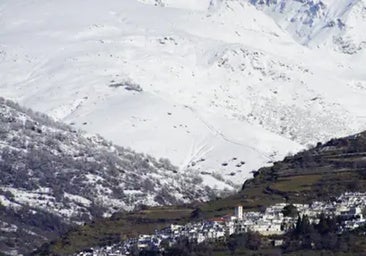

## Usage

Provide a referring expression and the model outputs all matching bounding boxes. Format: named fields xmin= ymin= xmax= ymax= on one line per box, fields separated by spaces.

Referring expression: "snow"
xmin=0 ymin=186 xmax=95 ymax=220
xmin=0 ymin=221 xmax=18 ymax=233
xmin=64 ymin=193 xmax=92 ymax=207
xmin=0 ymin=195 xmax=21 ymax=209
xmin=251 ymin=0 xmax=366 ymax=53
xmin=0 ymin=0 xmax=365 ymax=189
xmin=137 ymin=0 xmax=213 ymax=10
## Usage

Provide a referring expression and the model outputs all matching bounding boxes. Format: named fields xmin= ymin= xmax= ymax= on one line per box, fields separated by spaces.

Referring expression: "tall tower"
xmin=235 ymin=205 xmax=243 ymax=220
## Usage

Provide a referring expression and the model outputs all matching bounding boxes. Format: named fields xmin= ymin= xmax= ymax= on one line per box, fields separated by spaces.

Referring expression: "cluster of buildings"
xmin=76 ymin=192 xmax=366 ymax=256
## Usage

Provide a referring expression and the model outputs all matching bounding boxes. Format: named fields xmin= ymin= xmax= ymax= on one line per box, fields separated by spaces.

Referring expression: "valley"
xmin=1 ymin=0 xmax=366 ymax=255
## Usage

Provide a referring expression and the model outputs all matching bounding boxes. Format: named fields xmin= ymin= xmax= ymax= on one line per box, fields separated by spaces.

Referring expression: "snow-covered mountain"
xmin=0 ymin=0 xmax=365 ymax=190
xmin=0 ymin=97 xmax=216 ymax=255
xmin=250 ymin=0 xmax=366 ymax=54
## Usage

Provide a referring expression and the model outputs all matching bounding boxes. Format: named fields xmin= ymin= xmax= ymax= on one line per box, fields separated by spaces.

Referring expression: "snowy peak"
xmin=136 ymin=0 xmax=366 ymax=54
xmin=249 ymin=0 xmax=366 ymax=53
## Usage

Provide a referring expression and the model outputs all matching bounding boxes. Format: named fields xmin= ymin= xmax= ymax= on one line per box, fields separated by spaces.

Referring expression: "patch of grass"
xmin=270 ymin=174 xmax=322 ymax=192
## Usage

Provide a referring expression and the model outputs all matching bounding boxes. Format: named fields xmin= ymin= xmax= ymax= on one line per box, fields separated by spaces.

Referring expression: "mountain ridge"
xmin=249 ymin=0 xmax=366 ymax=54
xmin=0 ymin=97 xmax=217 ymax=255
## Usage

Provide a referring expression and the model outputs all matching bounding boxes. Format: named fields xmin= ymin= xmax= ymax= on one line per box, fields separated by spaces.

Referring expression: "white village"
xmin=76 ymin=192 xmax=366 ymax=256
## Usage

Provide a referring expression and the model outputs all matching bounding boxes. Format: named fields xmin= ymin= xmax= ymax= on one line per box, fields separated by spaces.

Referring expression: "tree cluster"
xmin=284 ymin=214 xmax=341 ymax=252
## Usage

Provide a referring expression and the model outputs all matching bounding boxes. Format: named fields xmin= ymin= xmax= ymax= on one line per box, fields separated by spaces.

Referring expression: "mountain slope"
xmin=0 ymin=97 xmax=215 ymax=255
xmin=37 ymin=129 xmax=366 ymax=255
xmin=250 ymin=0 xmax=366 ymax=54
xmin=1 ymin=0 xmax=366 ymax=190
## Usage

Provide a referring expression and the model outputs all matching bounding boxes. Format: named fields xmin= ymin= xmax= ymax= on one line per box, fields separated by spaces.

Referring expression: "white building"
xmin=235 ymin=205 xmax=243 ymax=220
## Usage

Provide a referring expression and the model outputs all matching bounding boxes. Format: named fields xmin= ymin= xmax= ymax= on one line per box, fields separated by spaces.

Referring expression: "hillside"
xmin=0 ymin=98 xmax=215 ymax=255
xmin=36 ymin=130 xmax=366 ymax=255
xmin=1 ymin=0 xmax=366 ymax=190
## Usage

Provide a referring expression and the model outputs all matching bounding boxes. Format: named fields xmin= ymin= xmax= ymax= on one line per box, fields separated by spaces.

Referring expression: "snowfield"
xmin=1 ymin=0 xmax=366 ymax=189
